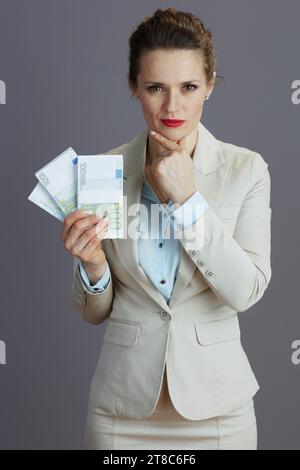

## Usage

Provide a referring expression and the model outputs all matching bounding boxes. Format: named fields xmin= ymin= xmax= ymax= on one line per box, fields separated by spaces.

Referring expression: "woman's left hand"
xmin=146 ymin=131 xmax=198 ymax=206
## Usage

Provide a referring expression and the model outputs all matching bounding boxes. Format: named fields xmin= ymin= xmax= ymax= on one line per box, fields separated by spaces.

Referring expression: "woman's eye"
xmin=184 ymin=84 xmax=198 ymax=92
xmin=147 ymin=86 xmax=162 ymax=93
xmin=147 ymin=85 xmax=198 ymax=93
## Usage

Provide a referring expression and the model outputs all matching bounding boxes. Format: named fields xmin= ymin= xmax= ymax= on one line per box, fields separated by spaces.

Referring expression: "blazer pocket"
xmin=103 ymin=318 xmax=141 ymax=347
xmin=194 ymin=316 xmax=241 ymax=345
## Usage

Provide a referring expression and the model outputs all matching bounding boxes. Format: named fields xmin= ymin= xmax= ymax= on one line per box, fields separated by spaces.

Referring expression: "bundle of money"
xmin=28 ymin=147 xmax=123 ymax=238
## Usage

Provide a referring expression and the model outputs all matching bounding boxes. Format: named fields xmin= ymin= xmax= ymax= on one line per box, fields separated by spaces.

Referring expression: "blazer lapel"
xmin=111 ymin=121 xmax=226 ymax=312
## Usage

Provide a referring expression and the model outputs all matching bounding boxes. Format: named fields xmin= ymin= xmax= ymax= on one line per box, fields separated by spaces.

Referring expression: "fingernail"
xmin=150 ymin=130 xmax=156 ymax=135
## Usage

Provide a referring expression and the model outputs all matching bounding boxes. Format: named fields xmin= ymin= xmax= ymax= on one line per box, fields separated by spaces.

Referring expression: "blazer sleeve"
xmin=69 ymin=256 xmax=114 ymax=325
xmin=178 ymin=152 xmax=272 ymax=312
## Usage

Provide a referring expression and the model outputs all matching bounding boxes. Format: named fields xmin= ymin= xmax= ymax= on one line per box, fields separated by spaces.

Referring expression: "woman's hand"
xmin=60 ymin=209 xmax=109 ymax=282
xmin=146 ymin=131 xmax=197 ymax=206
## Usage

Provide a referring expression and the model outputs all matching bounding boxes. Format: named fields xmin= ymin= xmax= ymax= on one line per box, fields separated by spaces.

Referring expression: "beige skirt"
xmin=84 ymin=367 xmax=257 ymax=450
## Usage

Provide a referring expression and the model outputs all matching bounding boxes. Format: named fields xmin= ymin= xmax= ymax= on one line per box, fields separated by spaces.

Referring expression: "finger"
xmin=65 ymin=214 xmax=106 ymax=247
xmin=70 ymin=223 xmax=108 ymax=256
xmin=60 ymin=210 xmax=85 ymax=241
xmin=150 ymin=131 xmax=181 ymax=151
xmin=79 ymin=234 xmax=103 ymax=263
xmin=60 ymin=209 xmax=87 ymax=242
xmin=69 ymin=224 xmax=99 ymax=256
xmin=95 ymin=220 xmax=109 ymax=240
xmin=80 ymin=225 xmax=109 ymax=261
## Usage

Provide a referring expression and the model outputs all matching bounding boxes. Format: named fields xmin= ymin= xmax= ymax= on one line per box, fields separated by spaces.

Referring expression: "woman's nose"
xmin=163 ymin=91 xmax=180 ymax=114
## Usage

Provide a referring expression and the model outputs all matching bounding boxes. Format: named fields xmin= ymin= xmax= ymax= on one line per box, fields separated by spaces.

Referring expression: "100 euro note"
xmin=28 ymin=181 xmax=64 ymax=221
xmin=35 ymin=147 xmax=78 ymax=215
xmin=77 ymin=155 xmax=123 ymax=239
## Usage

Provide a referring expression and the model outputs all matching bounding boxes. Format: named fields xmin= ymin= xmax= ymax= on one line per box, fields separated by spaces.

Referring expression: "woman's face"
xmin=133 ymin=49 xmax=215 ymax=140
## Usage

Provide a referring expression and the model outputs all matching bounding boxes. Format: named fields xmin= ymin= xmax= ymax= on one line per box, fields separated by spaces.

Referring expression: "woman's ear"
xmin=207 ymin=71 xmax=216 ymax=98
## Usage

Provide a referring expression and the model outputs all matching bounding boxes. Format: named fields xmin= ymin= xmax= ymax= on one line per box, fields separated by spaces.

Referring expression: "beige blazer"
xmin=69 ymin=120 xmax=272 ymax=420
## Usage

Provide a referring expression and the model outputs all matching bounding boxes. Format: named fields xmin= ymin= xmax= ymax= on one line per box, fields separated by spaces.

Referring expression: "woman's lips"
xmin=161 ymin=119 xmax=185 ymax=128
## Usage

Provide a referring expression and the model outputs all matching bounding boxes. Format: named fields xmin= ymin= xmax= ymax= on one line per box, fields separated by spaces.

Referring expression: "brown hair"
xmin=127 ymin=7 xmax=224 ymax=99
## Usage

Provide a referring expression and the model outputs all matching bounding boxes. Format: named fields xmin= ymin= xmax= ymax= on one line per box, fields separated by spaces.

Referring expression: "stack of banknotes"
xmin=28 ymin=147 xmax=123 ymax=238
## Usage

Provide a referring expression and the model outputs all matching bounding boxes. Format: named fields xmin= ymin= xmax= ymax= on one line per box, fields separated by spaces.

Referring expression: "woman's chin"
xmin=158 ymin=125 xmax=185 ymax=138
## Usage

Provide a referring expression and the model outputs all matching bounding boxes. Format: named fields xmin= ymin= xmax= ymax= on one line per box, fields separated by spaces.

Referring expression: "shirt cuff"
xmin=78 ymin=259 xmax=111 ymax=293
xmin=166 ymin=191 xmax=209 ymax=230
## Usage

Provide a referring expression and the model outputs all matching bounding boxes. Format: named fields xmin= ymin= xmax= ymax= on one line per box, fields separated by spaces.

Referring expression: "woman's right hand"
xmin=60 ymin=209 xmax=109 ymax=283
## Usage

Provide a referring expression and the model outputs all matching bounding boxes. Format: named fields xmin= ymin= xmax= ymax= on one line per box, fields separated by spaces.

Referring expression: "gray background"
xmin=0 ymin=0 xmax=299 ymax=450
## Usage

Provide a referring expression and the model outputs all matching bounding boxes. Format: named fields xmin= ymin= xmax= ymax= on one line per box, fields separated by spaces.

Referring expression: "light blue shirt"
xmin=78 ymin=177 xmax=209 ymax=304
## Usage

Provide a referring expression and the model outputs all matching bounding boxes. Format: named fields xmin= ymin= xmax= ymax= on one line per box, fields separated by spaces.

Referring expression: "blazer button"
xmin=160 ymin=311 xmax=171 ymax=321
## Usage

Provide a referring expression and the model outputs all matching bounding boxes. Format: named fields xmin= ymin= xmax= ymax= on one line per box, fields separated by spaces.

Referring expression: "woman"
xmin=62 ymin=8 xmax=272 ymax=450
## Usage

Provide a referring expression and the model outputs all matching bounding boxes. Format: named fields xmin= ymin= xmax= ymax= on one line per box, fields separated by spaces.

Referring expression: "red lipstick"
xmin=161 ymin=119 xmax=185 ymax=128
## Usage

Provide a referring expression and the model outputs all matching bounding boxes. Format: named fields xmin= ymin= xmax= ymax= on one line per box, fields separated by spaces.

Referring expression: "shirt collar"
xmin=142 ymin=177 xmax=159 ymax=203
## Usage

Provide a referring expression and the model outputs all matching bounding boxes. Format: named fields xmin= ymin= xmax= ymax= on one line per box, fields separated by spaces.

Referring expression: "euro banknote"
xmin=28 ymin=181 xmax=64 ymax=221
xmin=35 ymin=147 xmax=78 ymax=215
xmin=77 ymin=154 xmax=123 ymax=238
